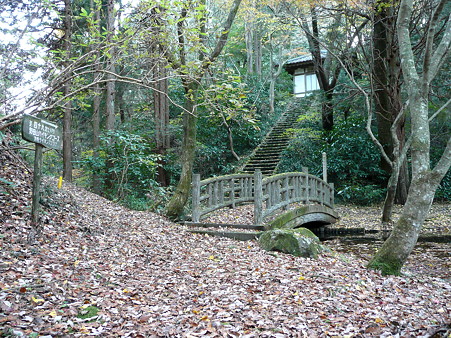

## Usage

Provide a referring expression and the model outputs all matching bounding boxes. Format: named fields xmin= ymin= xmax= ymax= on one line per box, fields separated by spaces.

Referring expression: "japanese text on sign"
xmin=22 ymin=115 xmax=63 ymax=150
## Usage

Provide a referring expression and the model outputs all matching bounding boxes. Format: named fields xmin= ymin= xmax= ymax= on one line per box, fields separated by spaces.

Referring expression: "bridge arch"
xmin=267 ymin=205 xmax=338 ymax=230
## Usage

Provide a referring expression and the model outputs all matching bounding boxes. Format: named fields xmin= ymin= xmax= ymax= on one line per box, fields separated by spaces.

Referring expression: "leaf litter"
xmin=1 ymin=147 xmax=450 ymax=337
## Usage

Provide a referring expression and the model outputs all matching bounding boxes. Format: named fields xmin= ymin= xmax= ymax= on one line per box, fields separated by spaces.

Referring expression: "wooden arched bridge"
xmin=187 ymin=167 xmax=339 ymax=239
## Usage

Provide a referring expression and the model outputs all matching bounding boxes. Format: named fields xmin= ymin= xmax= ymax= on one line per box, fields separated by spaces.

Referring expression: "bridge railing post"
xmin=302 ymin=166 xmax=309 ymax=203
xmin=192 ymin=174 xmax=201 ymax=222
xmin=330 ymin=183 xmax=334 ymax=207
xmin=322 ymin=152 xmax=327 ymax=183
xmin=254 ymin=170 xmax=263 ymax=225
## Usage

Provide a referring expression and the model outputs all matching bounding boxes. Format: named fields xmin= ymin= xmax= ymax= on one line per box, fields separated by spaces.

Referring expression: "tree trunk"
xmin=91 ymin=0 xmax=101 ymax=194
xmin=381 ymin=160 xmax=399 ymax=223
xmin=164 ymin=0 xmax=242 ymax=219
xmin=368 ymin=0 xmax=451 ymax=275
xmin=372 ymin=0 xmax=409 ymax=211
xmin=254 ymin=27 xmax=262 ymax=77
xmin=268 ymin=32 xmax=287 ymax=115
xmin=164 ymin=85 xmax=197 ymax=219
xmin=105 ymin=0 xmax=116 ymax=131
xmin=153 ymin=60 xmax=170 ymax=187
xmin=245 ymin=22 xmax=254 ymax=73
xmin=62 ymin=0 xmax=72 ymax=182
xmin=369 ymin=164 xmax=442 ymax=274
xmin=303 ymin=6 xmax=337 ymax=131
xmin=104 ymin=0 xmax=116 ymax=191
xmin=322 ymin=91 xmax=334 ymax=131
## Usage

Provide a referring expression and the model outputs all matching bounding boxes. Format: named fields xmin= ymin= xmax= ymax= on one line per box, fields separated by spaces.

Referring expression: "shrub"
xmin=278 ymin=114 xmax=388 ymax=205
xmin=80 ymin=130 xmax=167 ymax=211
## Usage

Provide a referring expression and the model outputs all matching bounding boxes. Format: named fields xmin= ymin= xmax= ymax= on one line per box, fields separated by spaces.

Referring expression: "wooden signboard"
xmin=21 ymin=115 xmax=62 ymax=238
xmin=22 ymin=114 xmax=63 ymax=150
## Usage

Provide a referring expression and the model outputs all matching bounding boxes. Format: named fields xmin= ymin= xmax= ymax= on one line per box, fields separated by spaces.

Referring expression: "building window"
xmin=293 ymin=67 xmax=320 ymax=97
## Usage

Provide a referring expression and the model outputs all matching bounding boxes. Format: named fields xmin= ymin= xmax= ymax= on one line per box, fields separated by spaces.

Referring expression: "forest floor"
xmin=1 ymin=147 xmax=450 ymax=337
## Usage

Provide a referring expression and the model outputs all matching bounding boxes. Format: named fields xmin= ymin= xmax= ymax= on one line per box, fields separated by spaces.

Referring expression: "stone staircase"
xmin=241 ymin=105 xmax=301 ymax=175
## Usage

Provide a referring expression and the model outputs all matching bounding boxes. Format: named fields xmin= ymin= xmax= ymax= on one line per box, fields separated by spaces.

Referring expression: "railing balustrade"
xmin=192 ymin=168 xmax=334 ymax=224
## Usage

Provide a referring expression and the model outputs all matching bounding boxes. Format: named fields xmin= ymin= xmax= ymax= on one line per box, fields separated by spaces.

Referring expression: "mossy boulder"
xmin=258 ymin=227 xmax=329 ymax=258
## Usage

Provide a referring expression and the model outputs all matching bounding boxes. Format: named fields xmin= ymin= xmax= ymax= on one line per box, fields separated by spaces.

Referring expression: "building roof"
xmin=284 ymin=51 xmax=327 ymax=74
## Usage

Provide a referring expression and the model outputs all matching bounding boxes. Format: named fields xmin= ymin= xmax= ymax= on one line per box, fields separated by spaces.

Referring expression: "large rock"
xmin=258 ymin=227 xmax=329 ymax=258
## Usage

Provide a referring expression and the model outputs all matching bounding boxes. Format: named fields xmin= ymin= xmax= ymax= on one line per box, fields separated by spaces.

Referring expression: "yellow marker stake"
xmin=57 ymin=176 xmax=63 ymax=189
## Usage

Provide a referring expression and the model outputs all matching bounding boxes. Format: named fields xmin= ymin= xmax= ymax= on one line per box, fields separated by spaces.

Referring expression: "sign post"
xmin=22 ymin=115 xmax=62 ymax=236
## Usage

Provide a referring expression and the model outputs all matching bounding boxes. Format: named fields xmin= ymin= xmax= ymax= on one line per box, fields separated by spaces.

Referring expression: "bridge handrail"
xmin=258 ymin=171 xmax=334 ymax=223
xmin=192 ymin=174 xmax=255 ymax=222
xmin=192 ymin=167 xmax=334 ymax=224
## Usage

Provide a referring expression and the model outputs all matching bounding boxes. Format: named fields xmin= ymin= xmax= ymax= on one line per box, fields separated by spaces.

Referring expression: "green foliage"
xmin=279 ymin=113 xmax=388 ymax=205
xmin=430 ymin=105 xmax=451 ymax=201
xmin=337 ymin=185 xmax=386 ymax=205
xmin=367 ymin=258 xmax=402 ymax=276
xmin=80 ymin=130 xmax=167 ymax=211
xmin=194 ymin=72 xmax=270 ymax=177
xmin=77 ymin=305 xmax=99 ymax=319
xmin=435 ymin=173 xmax=451 ymax=201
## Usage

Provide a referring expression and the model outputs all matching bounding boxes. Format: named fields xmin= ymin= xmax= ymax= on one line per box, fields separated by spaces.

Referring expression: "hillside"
xmin=1 ymin=144 xmax=450 ymax=337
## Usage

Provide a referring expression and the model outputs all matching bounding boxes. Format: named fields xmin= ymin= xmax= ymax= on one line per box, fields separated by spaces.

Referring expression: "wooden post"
xmin=192 ymin=174 xmax=201 ymax=222
xmin=31 ymin=144 xmax=43 ymax=227
xmin=219 ymin=180 xmax=224 ymax=205
xmin=322 ymin=152 xmax=327 ymax=183
xmin=283 ymin=176 xmax=289 ymax=209
xmin=330 ymin=183 xmax=335 ymax=207
xmin=254 ymin=170 xmax=263 ymax=225
xmin=214 ymin=180 xmax=219 ymax=206
xmin=231 ymin=178 xmax=236 ymax=208
xmin=22 ymin=115 xmax=62 ymax=243
xmin=302 ymin=166 xmax=309 ymax=203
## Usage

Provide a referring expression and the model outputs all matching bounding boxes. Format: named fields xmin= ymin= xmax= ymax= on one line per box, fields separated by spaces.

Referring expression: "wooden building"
xmin=284 ymin=52 xmax=326 ymax=97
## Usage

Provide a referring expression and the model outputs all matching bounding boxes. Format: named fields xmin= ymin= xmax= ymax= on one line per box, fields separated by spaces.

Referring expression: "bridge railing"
xmin=192 ymin=174 xmax=255 ymax=222
xmin=191 ymin=166 xmax=334 ymax=224
xmin=255 ymin=169 xmax=334 ymax=224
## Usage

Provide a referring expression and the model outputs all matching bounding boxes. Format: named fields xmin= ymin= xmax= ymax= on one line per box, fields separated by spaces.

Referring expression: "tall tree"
xmin=243 ymin=0 xmax=263 ymax=77
xmin=372 ymin=0 xmax=409 ymax=217
xmin=105 ymin=0 xmax=116 ymax=131
xmin=368 ymin=0 xmax=450 ymax=275
xmin=164 ymin=0 xmax=243 ymax=220
xmin=62 ymin=0 xmax=73 ymax=182
xmin=282 ymin=2 xmax=355 ymax=131
xmin=91 ymin=0 xmax=103 ymax=193
xmin=150 ymin=6 xmax=171 ymax=187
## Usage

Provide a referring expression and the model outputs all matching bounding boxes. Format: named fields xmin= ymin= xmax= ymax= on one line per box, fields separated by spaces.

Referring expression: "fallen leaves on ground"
xmin=1 ymin=147 xmax=450 ymax=337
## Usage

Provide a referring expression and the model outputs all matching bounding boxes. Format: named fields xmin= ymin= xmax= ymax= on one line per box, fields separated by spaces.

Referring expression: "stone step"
xmin=239 ymin=106 xmax=302 ymax=175
xmin=267 ymin=133 xmax=288 ymax=137
xmin=254 ymin=150 xmax=283 ymax=153
xmin=246 ymin=159 xmax=280 ymax=164
xmin=243 ymin=164 xmax=279 ymax=170
xmin=259 ymin=141 xmax=288 ymax=145
xmin=259 ymin=142 xmax=288 ymax=146
xmin=241 ymin=170 xmax=274 ymax=176
xmin=253 ymin=153 xmax=284 ymax=157
xmin=245 ymin=163 xmax=279 ymax=168
xmin=252 ymin=154 xmax=283 ymax=158
xmin=242 ymin=168 xmax=274 ymax=173
xmin=253 ymin=153 xmax=283 ymax=157
xmin=257 ymin=146 xmax=287 ymax=151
